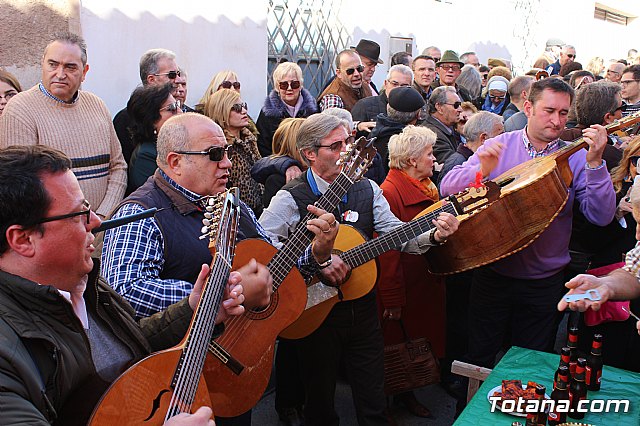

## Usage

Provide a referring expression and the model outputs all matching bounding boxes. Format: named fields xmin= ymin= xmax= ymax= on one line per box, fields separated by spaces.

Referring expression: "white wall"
xmin=80 ymin=0 xmax=267 ymax=118
xmin=78 ymin=0 xmax=640 ymax=118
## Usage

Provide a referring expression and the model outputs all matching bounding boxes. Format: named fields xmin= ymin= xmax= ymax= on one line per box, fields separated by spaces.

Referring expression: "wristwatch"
xmin=317 ymin=256 xmax=333 ymax=269
xmin=429 ymin=229 xmax=446 ymax=246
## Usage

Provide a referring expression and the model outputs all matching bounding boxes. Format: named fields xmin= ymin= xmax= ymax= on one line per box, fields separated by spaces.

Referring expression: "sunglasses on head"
xmin=153 ymin=70 xmax=181 ymax=79
xmin=630 ymin=155 xmax=640 ymax=167
xmin=344 ymin=65 xmax=365 ymax=75
xmin=279 ymin=80 xmax=301 ymax=90
xmin=220 ymin=80 xmax=241 ymax=90
xmin=174 ymin=145 xmax=231 ymax=162
xmin=231 ymin=102 xmax=248 ymax=113
xmin=160 ymin=100 xmax=181 ymax=114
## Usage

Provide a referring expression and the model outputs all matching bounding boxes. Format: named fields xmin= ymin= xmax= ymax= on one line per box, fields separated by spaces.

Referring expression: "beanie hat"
xmin=388 ymin=87 xmax=425 ymax=112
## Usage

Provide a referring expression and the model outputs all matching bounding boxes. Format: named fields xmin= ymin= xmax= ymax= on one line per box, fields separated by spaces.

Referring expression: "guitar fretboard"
xmin=340 ymin=202 xmax=458 ymax=268
xmin=267 ymin=172 xmax=354 ymax=287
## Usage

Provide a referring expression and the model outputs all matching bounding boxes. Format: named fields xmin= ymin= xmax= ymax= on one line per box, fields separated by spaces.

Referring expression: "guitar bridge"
xmin=208 ymin=341 xmax=245 ymax=375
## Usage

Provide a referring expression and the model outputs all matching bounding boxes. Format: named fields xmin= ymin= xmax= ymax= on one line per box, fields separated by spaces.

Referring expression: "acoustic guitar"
xmin=280 ymin=181 xmax=500 ymax=340
xmin=426 ymin=111 xmax=640 ymax=275
xmin=202 ymin=138 xmax=377 ymax=416
xmin=89 ymin=189 xmax=240 ymax=425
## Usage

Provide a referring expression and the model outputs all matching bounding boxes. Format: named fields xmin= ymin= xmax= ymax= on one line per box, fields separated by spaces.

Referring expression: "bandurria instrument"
xmin=89 ymin=189 xmax=240 ymax=425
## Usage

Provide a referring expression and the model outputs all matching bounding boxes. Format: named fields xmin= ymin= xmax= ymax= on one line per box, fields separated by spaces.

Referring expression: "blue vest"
xmin=122 ymin=171 xmax=261 ymax=284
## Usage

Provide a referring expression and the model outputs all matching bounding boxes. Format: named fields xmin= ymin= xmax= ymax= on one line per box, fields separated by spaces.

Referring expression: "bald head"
xmin=157 ymin=113 xmax=223 ymax=168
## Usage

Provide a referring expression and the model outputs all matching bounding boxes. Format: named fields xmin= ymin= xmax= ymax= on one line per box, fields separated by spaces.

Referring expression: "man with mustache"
xmin=440 ymin=78 xmax=616 ymax=369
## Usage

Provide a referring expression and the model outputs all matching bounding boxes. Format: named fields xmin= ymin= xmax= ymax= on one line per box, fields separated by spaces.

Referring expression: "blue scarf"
xmin=482 ymin=95 xmax=505 ymax=114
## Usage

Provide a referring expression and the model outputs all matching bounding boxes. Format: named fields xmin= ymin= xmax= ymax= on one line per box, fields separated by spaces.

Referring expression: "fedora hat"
xmin=436 ymin=50 xmax=464 ymax=67
xmin=351 ymin=39 xmax=383 ymax=64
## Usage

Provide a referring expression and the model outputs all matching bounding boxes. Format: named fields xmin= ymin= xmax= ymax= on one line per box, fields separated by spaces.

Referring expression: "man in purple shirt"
xmin=440 ymin=78 xmax=616 ymax=368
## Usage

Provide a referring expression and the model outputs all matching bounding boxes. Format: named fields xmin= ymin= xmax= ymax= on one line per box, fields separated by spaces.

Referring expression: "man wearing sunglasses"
xmin=317 ymin=49 xmax=372 ymax=113
xmin=113 ymin=48 xmax=183 ymax=163
xmin=430 ymin=50 xmax=473 ymax=103
xmin=0 ymin=32 xmax=126 ymax=225
xmin=441 ymin=77 xmax=616 ymax=371
xmin=422 ymin=86 xmax=464 ymax=178
xmin=260 ymin=113 xmax=458 ymax=426
xmin=0 ymin=145 xmax=247 ymax=425
xmin=546 ymin=44 xmax=576 ymax=76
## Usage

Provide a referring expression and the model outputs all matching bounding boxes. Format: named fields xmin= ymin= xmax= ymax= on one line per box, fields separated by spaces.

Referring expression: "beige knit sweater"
xmin=0 ymin=86 xmax=127 ymax=217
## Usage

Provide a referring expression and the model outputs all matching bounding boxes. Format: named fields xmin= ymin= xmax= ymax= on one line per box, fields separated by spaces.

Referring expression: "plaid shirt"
xmin=623 ymin=242 xmax=640 ymax=279
xmin=521 ymin=128 xmax=562 ymax=158
xmin=102 ymin=170 xmax=317 ymax=318
xmin=318 ymin=94 xmax=345 ymax=111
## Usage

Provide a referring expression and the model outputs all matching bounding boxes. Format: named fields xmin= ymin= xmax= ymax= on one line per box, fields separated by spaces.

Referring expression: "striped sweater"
xmin=0 ymin=86 xmax=127 ymax=217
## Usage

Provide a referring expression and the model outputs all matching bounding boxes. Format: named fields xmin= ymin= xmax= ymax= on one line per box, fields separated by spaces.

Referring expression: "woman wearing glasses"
xmin=480 ymin=75 xmax=510 ymax=115
xmin=205 ymin=88 xmax=264 ymax=215
xmin=126 ymin=83 xmax=182 ymax=194
xmin=256 ymin=62 xmax=318 ymax=157
xmin=0 ymin=70 xmax=22 ymax=116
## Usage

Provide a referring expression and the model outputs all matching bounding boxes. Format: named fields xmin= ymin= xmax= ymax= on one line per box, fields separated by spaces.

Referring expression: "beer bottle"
xmin=569 ymin=358 xmax=588 ymax=419
xmin=525 ymin=384 xmax=546 ymax=425
xmin=554 ymin=347 xmax=571 ymax=389
xmin=548 ymin=365 xmax=570 ymax=425
xmin=567 ymin=326 xmax=579 ymax=377
xmin=586 ymin=333 xmax=603 ymax=391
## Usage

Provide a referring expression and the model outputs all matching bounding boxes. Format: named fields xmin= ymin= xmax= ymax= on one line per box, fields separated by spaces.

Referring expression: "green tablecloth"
xmin=454 ymin=346 xmax=640 ymax=425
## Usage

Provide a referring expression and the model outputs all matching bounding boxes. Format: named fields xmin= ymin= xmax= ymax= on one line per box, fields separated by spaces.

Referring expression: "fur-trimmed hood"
xmin=261 ymin=87 xmax=318 ymax=118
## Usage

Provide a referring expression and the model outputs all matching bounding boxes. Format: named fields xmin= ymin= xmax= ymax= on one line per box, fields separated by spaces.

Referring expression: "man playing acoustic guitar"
xmin=260 ymin=113 xmax=459 ymax=425
xmin=440 ymin=77 xmax=616 ymax=369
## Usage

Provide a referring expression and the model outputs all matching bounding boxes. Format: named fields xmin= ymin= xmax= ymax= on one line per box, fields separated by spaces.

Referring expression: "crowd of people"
xmin=0 ymin=31 xmax=639 ymax=426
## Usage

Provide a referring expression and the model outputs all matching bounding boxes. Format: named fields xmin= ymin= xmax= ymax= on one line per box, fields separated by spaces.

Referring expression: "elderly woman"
xmin=0 ymin=70 xmax=22 ymax=116
xmin=481 ymin=75 xmax=510 ymax=115
xmin=376 ymin=125 xmax=446 ymax=419
xmin=205 ymin=88 xmax=264 ymax=215
xmin=126 ymin=83 xmax=181 ymax=193
xmin=256 ymin=62 xmax=318 ymax=157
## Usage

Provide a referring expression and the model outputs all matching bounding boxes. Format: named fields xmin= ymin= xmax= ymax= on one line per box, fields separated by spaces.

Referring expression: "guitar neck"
xmin=340 ymin=201 xmax=458 ymax=268
xmin=268 ymin=172 xmax=354 ymax=286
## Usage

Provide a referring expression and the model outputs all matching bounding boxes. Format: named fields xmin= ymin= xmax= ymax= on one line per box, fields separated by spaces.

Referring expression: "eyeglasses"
xmin=443 ymin=101 xmax=462 ymax=109
xmin=36 ymin=200 xmax=92 ymax=225
xmin=343 ymin=65 xmax=365 ymax=75
xmin=220 ymin=80 xmax=241 ymax=90
xmin=481 ymin=74 xmax=489 ymax=81
xmin=278 ymin=80 xmax=301 ymax=90
xmin=387 ymin=79 xmax=411 ymax=88
xmin=607 ymin=70 xmax=621 ymax=76
xmin=432 ymin=57 xmax=441 ymax=63
xmin=489 ymin=95 xmax=506 ymax=101
xmin=440 ymin=64 xmax=461 ymax=72
xmin=0 ymin=90 xmax=18 ymax=101
xmin=160 ymin=100 xmax=181 ymax=114
xmin=566 ymin=54 xmax=576 ymax=59
xmin=621 ymin=79 xmax=640 ymax=87
xmin=153 ymin=70 xmax=181 ymax=80
xmin=231 ymin=102 xmax=248 ymax=113
xmin=174 ymin=145 xmax=230 ymax=162
xmin=629 ymin=155 xmax=640 ymax=167
xmin=317 ymin=136 xmax=354 ymax=152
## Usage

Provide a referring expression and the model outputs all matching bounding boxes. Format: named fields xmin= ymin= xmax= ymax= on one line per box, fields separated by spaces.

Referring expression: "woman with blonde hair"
xmin=251 ymin=117 xmax=307 ymax=206
xmin=205 ymin=88 xmax=264 ymax=215
xmin=377 ymin=125 xmax=446 ymax=419
xmin=256 ymin=62 xmax=318 ymax=157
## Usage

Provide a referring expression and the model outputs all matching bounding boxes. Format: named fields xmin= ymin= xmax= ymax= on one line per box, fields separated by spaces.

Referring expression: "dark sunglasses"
xmin=566 ymin=54 xmax=576 ymax=59
xmin=36 ymin=200 xmax=92 ymax=225
xmin=160 ymin=100 xmax=181 ymax=114
xmin=317 ymin=136 xmax=355 ymax=152
xmin=231 ymin=102 xmax=248 ymax=113
xmin=344 ymin=65 xmax=365 ymax=75
xmin=630 ymin=155 xmax=640 ymax=167
xmin=489 ymin=95 xmax=506 ymax=101
xmin=174 ymin=145 xmax=230 ymax=162
xmin=153 ymin=70 xmax=181 ymax=79
xmin=278 ymin=80 xmax=301 ymax=90
xmin=220 ymin=80 xmax=241 ymax=90
xmin=444 ymin=101 xmax=462 ymax=109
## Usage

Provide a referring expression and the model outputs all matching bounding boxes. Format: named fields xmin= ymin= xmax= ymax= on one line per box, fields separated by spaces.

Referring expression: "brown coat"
xmin=317 ymin=77 xmax=372 ymax=111
xmin=377 ymin=169 xmax=446 ymax=357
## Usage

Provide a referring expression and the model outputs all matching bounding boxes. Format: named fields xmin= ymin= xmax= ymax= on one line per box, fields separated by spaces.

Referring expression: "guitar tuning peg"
xmin=202 ymin=218 xmax=211 ymax=226
xmin=205 ymin=205 xmax=215 ymax=212
xmin=204 ymin=212 xmax=213 ymax=219
xmin=200 ymin=225 xmax=209 ymax=234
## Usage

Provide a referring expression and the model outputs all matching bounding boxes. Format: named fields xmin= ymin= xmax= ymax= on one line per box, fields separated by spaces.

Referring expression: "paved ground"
xmin=251 ymin=380 xmax=458 ymax=425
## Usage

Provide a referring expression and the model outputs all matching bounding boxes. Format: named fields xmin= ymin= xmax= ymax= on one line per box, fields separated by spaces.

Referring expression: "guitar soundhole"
xmin=245 ymin=290 xmax=279 ymax=320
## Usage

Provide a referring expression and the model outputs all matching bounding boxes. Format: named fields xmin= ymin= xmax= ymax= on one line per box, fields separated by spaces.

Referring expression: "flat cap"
xmin=388 ymin=86 xmax=425 ymax=112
